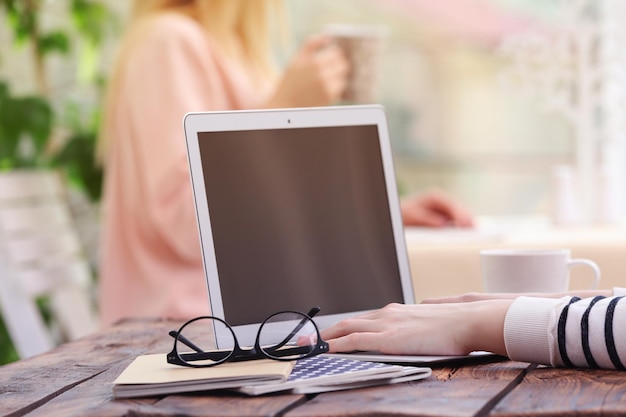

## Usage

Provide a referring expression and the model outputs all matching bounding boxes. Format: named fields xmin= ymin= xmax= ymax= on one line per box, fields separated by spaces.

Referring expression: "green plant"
xmin=0 ymin=316 xmax=19 ymax=365
xmin=0 ymin=0 xmax=117 ymax=199
xmin=0 ymin=81 xmax=53 ymax=169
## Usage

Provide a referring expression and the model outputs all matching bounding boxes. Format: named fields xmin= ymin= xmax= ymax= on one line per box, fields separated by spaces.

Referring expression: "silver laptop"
xmin=183 ymin=105 xmax=497 ymax=364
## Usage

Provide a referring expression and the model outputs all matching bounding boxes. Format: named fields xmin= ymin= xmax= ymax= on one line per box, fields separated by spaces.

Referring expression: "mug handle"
xmin=567 ymin=259 xmax=601 ymax=289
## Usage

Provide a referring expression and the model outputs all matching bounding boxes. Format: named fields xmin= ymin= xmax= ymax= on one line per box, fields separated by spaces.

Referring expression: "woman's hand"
xmin=401 ymin=189 xmax=474 ymax=228
xmin=421 ymin=289 xmax=613 ymax=305
xmin=267 ymin=35 xmax=349 ymax=108
xmin=320 ymin=300 xmax=512 ymax=357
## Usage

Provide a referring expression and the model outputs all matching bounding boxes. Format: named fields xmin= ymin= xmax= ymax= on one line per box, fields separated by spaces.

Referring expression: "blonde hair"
xmin=97 ymin=0 xmax=286 ymax=163
xmin=129 ymin=0 xmax=284 ymax=74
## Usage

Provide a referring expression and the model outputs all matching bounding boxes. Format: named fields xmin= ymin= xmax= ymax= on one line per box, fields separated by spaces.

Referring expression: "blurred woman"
xmin=98 ymin=0 xmax=472 ymax=325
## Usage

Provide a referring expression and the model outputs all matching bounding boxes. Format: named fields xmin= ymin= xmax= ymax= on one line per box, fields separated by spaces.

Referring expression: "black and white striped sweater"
xmin=504 ymin=288 xmax=626 ymax=369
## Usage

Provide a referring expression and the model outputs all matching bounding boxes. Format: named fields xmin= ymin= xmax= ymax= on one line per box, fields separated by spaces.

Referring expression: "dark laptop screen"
xmin=198 ymin=125 xmax=403 ymax=326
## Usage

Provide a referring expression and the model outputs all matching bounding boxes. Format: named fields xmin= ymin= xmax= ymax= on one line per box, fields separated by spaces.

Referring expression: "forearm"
xmin=423 ymin=289 xmax=613 ymax=305
xmin=461 ymin=300 xmax=512 ymax=356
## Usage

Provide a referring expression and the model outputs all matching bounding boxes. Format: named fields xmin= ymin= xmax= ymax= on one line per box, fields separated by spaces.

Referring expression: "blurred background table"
xmin=406 ymin=216 xmax=626 ymax=301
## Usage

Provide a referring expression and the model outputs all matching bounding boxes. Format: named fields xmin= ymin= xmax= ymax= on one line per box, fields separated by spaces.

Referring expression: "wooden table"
xmin=2 ymin=318 xmax=626 ymax=417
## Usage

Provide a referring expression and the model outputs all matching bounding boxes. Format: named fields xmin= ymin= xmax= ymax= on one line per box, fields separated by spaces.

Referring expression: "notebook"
xmin=112 ymin=354 xmax=293 ymax=398
xmin=112 ymin=353 xmax=431 ymax=398
xmin=182 ymin=105 xmax=490 ymax=364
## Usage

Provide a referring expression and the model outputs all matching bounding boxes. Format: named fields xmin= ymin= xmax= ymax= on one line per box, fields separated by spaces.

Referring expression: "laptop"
xmin=183 ymin=105 xmax=491 ymax=364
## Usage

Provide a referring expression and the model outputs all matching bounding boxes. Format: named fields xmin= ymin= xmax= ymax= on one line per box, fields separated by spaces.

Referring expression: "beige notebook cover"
xmin=113 ymin=353 xmax=294 ymax=398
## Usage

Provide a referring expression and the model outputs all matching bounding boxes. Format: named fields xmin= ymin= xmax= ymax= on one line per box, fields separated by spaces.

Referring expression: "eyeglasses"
xmin=166 ymin=307 xmax=329 ymax=368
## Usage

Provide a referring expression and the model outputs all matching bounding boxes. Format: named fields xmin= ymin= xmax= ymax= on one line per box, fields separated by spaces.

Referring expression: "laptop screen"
xmin=197 ymin=124 xmax=404 ymax=326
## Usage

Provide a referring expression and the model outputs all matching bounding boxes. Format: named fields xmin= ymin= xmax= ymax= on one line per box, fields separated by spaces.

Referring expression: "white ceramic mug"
xmin=323 ymin=24 xmax=386 ymax=104
xmin=480 ymin=248 xmax=601 ymax=293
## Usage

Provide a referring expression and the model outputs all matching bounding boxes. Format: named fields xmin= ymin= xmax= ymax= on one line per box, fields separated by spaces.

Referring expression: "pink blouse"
xmin=99 ymin=12 xmax=270 ymax=325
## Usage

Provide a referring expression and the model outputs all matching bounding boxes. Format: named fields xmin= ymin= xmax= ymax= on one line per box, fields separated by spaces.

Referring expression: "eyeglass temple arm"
xmin=169 ymin=330 xmax=204 ymax=353
xmin=272 ymin=307 xmax=321 ymax=351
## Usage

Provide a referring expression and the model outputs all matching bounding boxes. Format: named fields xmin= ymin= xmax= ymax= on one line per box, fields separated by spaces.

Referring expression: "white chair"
xmin=0 ymin=170 xmax=99 ymax=358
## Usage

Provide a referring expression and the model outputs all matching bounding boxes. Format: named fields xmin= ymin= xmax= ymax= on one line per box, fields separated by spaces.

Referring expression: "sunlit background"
xmin=1 ymin=0 xmax=582 ymax=216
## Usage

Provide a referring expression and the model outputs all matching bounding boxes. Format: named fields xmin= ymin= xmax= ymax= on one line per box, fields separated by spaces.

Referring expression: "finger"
xmin=421 ymin=191 xmax=474 ymax=228
xmin=422 ymin=197 xmax=459 ymax=219
xmin=315 ymin=43 xmax=345 ymax=63
xmin=316 ymin=47 xmax=349 ymax=80
xmin=326 ymin=332 xmax=383 ymax=353
xmin=320 ymin=315 xmax=381 ymax=341
xmin=416 ymin=211 xmax=448 ymax=227
xmin=421 ymin=293 xmax=480 ymax=304
xmin=403 ymin=192 xmax=473 ymax=227
xmin=320 ymin=321 xmax=358 ymax=341
xmin=446 ymin=206 xmax=474 ymax=227
xmin=297 ymin=334 xmax=317 ymax=346
xmin=421 ymin=296 xmax=457 ymax=304
xmin=402 ymin=206 xmax=448 ymax=227
xmin=301 ymin=34 xmax=333 ymax=55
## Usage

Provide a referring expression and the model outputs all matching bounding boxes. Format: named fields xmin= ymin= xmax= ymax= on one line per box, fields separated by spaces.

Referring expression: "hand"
xmin=267 ymin=35 xmax=349 ymax=108
xmin=320 ymin=301 xmax=511 ymax=357
xmin=421 ymin=289 xmax=613 ymax=304
xmin=401 ymin=189 xmax=474 ymax=228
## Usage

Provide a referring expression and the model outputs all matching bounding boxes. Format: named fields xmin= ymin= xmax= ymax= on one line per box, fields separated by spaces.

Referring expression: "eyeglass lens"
xmin=175 ymin=317 xmax=235 ymax=367
xmin=258 ymin=311 xmax=319 ymax=360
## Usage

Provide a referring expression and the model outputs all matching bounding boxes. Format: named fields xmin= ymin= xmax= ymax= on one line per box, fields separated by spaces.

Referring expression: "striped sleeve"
xmin=504 ymin=293 xmax=626 ymax=369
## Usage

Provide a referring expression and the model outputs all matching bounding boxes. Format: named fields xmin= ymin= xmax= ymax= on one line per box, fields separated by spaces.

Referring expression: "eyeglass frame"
xmin=166 ymin=307 xmax=329 ymax=368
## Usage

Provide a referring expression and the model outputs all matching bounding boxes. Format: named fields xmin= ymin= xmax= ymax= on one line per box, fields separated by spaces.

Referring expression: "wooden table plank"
xmin=20 ymin=359 xmax=159 ymax=417
xmin=21 ymin=358 xmax=307 ymax=417
xmin=0 ymin=318 xmax=180 ymax=417
xmin=109 ymin=393 xmax=308 ymax=417
xmin=1 ymin=318 xmax=308 ymax=417
xmin=285 ymin=361 xmax=532 ymax=417
xmin=491 ymin=365 xmax=626 ymax=417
